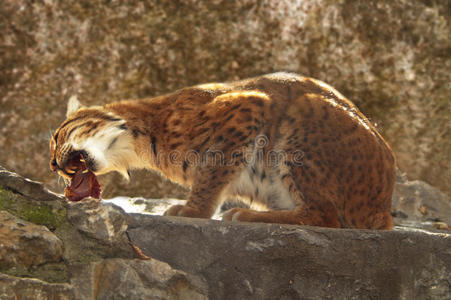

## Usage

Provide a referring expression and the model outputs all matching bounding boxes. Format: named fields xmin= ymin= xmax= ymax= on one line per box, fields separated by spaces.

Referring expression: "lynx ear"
xmin=66 ymin=96 xmax=84 ymax=118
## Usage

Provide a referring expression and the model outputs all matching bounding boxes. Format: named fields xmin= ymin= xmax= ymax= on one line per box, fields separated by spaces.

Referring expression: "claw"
xmin=66 ymin=169 xmax=76 ymax=174
xmin=82 ymin=169 xmax=89 ymax=173
xmin=80 ymin=158 xmax=86 ymax=163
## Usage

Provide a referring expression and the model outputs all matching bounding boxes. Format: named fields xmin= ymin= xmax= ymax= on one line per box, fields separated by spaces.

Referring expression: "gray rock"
xmin=70 ymin=259 xmax=208 ymax=300
xmin=127 ymin=215 xmax=451 ymax=300
xmin=0 ymin=166 xmax=134 ymax=262
xmin=392 ymin=172 xmax=451 ymax=229
xmin=0 ymin=273 xmax=74 ymax=300
xmin=0 ymin=0 xmax=449 ymax=198
xmin=0 ymin=211 xmax=63 ymax=269
xmin=66 ymin=198 xmax=128 ymax=244
xmin=0 ymin=166 xmax=63 ymax=203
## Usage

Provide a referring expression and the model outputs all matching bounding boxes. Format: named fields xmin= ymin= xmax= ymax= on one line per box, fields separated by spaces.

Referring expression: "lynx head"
xmin=50 ymin=96 xmax=134 ymax=195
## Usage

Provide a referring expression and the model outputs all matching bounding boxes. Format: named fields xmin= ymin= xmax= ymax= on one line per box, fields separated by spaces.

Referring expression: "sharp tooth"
xmin=66 ymin=169 xmax=76 ymax=174
xmin=80 ymin=159 xmax=86 ymax=163
xmin=82 ymin=169 xmax=89 ymax=173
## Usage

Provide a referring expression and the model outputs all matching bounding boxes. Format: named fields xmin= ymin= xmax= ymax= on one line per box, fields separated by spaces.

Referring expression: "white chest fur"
xmin=221 ymin=158 xmax=295 ymax=211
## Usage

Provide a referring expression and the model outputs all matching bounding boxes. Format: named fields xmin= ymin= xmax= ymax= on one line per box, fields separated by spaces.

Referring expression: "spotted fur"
xmin=50 ymin=73 xmax=396 ymax=229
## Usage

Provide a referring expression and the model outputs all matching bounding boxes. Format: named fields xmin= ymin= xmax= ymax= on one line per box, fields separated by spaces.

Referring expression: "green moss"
xmin=21 ymin=203 xmax=66 ymax=230
xmin=0 ymin=188 xmax=65 ymax=230
xmin=0 ymin=187 xmax=128 ymax=282
xmin=0 ymin=188 xmax=70 ymax=283
xmin=0 ymin=188 xmax=13 ymax=210
xmin=0 ymin=187 xmax=110 ymax=265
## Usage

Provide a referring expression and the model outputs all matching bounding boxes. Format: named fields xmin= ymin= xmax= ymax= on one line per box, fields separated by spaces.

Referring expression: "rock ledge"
xmin=128 ymin=214 xmax=451 ymax=300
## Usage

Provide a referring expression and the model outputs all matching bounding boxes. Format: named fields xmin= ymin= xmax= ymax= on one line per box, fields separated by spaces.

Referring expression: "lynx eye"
xmin=50 ymin=158 xmax=59 ymax=172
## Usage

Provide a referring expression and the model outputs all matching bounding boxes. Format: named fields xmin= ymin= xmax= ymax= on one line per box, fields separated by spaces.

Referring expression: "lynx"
xmin=50 ymin=73 xmax=395 ymax=229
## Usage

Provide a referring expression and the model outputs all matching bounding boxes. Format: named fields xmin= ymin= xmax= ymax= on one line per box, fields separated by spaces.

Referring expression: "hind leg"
xmin=222 ymin=207 xmax=297 ymax=224
xmin=223 ymin=172 xmax=341 ymax=227
xmin=222 ymin=201 xmax=340 ymax=227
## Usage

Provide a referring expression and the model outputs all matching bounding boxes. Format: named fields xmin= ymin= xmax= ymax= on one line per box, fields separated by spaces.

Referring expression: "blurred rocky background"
xmin=0 ymin=0 xmax=449 ymax=199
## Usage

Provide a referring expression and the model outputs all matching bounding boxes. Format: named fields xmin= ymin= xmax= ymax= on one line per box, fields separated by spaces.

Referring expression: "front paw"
xmin=163 ymin=204 xmax=184 ymax=216
xmin=222 ymin=207 xmax=246 ymax=221
xmin=163 ymin=205 xmax=207 ymax=218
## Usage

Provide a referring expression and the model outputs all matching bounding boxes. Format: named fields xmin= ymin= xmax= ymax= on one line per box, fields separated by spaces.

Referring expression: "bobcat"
xmin=50 ymin=73 xmax=395 ymax=229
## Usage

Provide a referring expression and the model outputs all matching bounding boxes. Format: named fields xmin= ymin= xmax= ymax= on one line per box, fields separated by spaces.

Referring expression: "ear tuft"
xmin=66 ymin=96 xmax=84 ymax=118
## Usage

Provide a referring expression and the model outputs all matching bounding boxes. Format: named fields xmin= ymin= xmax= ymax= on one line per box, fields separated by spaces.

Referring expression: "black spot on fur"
xmin=197 ymin=136 xmax=211 ymax=149
xmin=230 ymin=104 xmax=241 ymax=111
xmin=170 ymin=142 xmax=182 ymax=149
xmin=239 ymin=135 xmax=247 ymax=142
xmin=254 ymin=99 xmax=264 ymax=107
xmin=224 ymin=114 xmax=234 ymax=122
xmin=132 ymin=128 xmax=147 ymax=138
xmin=193 ymin=120 xmax=208 ymax=128
xmin=231 ymin=152 xmax=243 ymax=158
xmin=151 ymin=136 xmax=157 ymax=156
xmin=197 ymin=127 xmax=209 ymax=135
xmin=240 ymin=108 xmax=252 ymax=113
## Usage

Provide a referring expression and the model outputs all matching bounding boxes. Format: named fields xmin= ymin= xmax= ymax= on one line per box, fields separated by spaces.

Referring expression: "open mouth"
xmin=63 ymin=153 xmax=101 ymax=202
